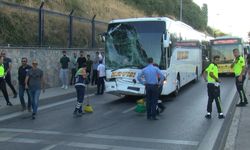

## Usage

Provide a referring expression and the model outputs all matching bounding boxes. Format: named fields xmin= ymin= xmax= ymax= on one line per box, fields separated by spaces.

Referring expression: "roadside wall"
xmin=0 ymin=47 xmax=104 ymax=94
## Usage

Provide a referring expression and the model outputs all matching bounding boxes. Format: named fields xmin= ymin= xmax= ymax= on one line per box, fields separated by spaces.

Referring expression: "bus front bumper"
xmin=105 ymin=80 xmax=145 ymax=96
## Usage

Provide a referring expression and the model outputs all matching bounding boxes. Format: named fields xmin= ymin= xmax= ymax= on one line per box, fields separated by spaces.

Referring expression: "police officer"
xmin=203 ymin=55 xmax=224 ymax=119
xmin=1 ymin=51 xmax=17 ymax=98
xmin=0 ymin=56 xmax=12 ymax=106
xmin=231 ymin=48 xmax=248 ymax=106
xmin=137 ymin=57 xmax=164 ymax=120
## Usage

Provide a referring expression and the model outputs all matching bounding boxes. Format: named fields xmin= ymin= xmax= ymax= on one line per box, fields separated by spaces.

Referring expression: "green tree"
xmin=122 ymin=0 xmax=208 ymax=31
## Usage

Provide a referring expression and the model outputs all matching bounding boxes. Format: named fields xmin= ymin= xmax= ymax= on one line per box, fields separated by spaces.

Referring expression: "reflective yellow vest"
xmin=205 ymin=63 xmax=218 ymax=83
xmin=0 ymin=64 xmax=5 ymax=77
xmin=233 ymin=56 xmax=245 ymax=76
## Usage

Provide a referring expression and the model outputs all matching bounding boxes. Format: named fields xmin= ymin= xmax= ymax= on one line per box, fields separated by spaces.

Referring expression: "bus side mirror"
xmin=163 ymin=33 xmax=170 ymax=48
xmin=201 ymin=45 xmax=206 ymax=50
xmin=98 ymin=33 xmax=106 ymax=42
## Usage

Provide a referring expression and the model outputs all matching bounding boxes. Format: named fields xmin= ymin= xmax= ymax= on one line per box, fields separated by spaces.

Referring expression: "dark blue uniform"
xmin=137 ymin=63 xmax=164 ymax=120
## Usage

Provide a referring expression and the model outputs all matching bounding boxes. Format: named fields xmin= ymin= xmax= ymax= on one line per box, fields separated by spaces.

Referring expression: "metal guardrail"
xmin=0 ymin=0 xmax=107 ymax=24
xmin=0 ymin=0 xmax=108 ymax=48
xmin=0 ymin=45 xmax=104 ymax=51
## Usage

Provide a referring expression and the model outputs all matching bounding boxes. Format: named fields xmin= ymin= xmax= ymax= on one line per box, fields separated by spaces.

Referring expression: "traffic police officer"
xmin=137 ymin=57 xmax=164 ymax=120
xmin=203 ymin=55 xmax=224 ymax=119
xmin=0 ymin=56 xmax=12 ymax=106
xmin=231 ymin=48 xmax=248 ymax=106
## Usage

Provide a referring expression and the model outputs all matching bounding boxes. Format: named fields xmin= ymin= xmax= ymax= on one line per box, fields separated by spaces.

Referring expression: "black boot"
xmin=158 ymin=103 xmax=165 ymax=113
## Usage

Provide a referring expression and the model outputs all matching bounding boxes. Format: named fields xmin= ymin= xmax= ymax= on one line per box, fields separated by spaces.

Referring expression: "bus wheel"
xmin=193 ymin=67 xmax=199 ymax=83
xmin=174 ymin=78 xmax=180 ymax=96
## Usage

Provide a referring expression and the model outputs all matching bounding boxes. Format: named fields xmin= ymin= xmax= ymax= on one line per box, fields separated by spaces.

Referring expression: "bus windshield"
xmin=211 ymin=44 xmax=240 ymax=64
xmin=105 ymin=21 xmax=166 ymax=70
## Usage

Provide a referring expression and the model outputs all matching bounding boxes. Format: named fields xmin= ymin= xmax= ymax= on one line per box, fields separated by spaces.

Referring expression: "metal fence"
xmin=0 ymin=1 xmax=108 ymax=48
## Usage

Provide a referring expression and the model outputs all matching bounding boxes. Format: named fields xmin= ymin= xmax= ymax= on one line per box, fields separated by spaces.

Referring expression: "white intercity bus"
xmin=103 ymin=17 xmax=209 ymax=96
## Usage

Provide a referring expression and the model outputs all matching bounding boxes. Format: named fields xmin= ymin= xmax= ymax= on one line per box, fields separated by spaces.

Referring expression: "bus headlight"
xmin=132 ymin=79 xmax=137 ymax=84
xmin=163 ymin=80 xmax=167 ymax=84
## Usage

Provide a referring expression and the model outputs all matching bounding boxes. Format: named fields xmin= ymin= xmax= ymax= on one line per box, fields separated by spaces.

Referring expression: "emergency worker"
xmin=203 ymin=55 xmax=224 ymax=119
xmin=231 ymin=48 xmax=248 ymax=106
xmin=73 ymin=64 xmax=87 ymax=117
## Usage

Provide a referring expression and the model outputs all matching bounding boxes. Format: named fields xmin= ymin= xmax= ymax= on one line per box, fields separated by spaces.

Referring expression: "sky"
xmin=193 ymin=0 xmax=250 ymax=40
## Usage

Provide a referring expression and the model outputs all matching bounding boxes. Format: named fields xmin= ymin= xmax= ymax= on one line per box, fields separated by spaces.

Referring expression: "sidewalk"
xmin=224 ymin=79 xmax=250 ymax=150
xmin=0 ymin=84 xmax=97 ymax=111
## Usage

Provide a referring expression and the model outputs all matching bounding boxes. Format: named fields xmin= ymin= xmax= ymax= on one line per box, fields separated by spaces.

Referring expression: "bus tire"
xmin=174 ymin=75 xmax=180 ymax=96
xmin=193 ymin=67 xmax=199 ymax=83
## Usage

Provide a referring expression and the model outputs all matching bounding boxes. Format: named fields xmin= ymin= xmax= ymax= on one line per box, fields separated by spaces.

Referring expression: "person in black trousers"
xmin=137 ymin=58 xmax=164 ymax=120
xmin=153 ymin=63 xmax=165 ymax=114
xmin=1 ymin=51 xmax=17 ymax=98
xmin=0 ymin=55 xmax=12 ymax=106
xmin=97 ymin=60 xmax=105 ymax=95
xmin=18 ymin=57 xmax=32 ymax=111
xmin=231 ymin=48 xmax=248 ymax=106
xmin=73 ymin=64 xmax=87 ymax=117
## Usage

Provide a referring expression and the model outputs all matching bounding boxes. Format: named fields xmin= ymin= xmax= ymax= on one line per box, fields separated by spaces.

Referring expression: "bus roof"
xmin=213 ymin=36 xmax=242 ymax=40
xmin=109 ymin=17 xmax=173 ymax=24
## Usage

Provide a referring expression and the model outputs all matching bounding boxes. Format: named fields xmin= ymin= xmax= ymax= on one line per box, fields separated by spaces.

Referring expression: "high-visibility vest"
xmin=233 ymin=56 xmax=245 ymax=76
xmin=0 ymin=64 xmax=5 ymax=77
xmin=75 ymin=68 xmax=86 ymax=87
xmin=205 ymin=63 xmax=218 ymax=83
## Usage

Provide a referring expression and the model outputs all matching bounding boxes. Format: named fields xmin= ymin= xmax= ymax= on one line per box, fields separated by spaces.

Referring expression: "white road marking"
xmin=0 ymin=128 xmax=62 ymax=135
xmin=122 ymin=106 xmax=136 ymax=114
xmin=0 ymin=112 xmax=26 ymax=122
xmin=0 ymin=93 xmax=95 ymax=122
xmin=10 ymin=138 xmax=41 ymax=144
xmin=103 ymin=110 xmax=113 ymax=116
xmin=67 ymin=142 xmax=157 ymax=150
xmin=0 ymin=128 xmax=199 ymax=146
xmin=85 ymin=133 xmax=199 ymax=146
xmin=0 ymin=137 xmax=12 ymax=142
xmin=40 ymin=144 xmax=58 ymax=150
xmin=39 ymin=93 xmax=95 ymax=111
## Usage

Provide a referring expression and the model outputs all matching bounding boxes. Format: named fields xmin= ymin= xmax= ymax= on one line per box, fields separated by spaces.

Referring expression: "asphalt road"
xmin=0 ymin=77 xmax=235 ymax=150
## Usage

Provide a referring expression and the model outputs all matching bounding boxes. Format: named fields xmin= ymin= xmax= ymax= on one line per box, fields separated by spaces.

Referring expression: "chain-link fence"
xmin=0 ymin=1 xmax=108 ymax=48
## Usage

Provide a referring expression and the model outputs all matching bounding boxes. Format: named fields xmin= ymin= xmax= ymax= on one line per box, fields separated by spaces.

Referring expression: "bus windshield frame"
xmin=210 ymin=38 xmax=243 ymax=64
xmin=105 ymin=21 xmax=167 ymax=70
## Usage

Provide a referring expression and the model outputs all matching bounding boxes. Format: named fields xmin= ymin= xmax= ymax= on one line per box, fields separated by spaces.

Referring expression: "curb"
xmin=0 ymin=91 xmax=75 ymax=116
xmin=197 ymin=86 xmax=238 ymax=150
xmin=0 ymin=92 xmax=96 ymax=122
xmin=0 ymin=86 xmax=97 ymax=116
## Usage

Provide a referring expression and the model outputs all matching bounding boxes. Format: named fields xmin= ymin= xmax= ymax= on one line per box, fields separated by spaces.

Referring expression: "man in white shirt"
xmin=97 ymin=60 xmax=105 ymax=95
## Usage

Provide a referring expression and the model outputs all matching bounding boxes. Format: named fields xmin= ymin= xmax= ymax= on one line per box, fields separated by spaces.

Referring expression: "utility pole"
xmin=91 ymin=15 xmax=96 ymax=48
xmin=38 ymin=1 xmax=44 ymax=47
xmin=68 ymin=10 xmax=74 ymax=48
xmin=180 ymin=0 xmax=183 ymax=21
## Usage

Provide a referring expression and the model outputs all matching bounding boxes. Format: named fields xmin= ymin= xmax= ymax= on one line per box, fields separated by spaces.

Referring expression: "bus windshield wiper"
xmin=108 ymin=24 xmax=121 ymax=35
xmin=111 ymin=65 xmax=139 ymax=72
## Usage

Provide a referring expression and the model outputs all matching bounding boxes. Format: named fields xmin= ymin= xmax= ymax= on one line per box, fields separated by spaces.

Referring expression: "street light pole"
xmin=180 ymin=0 xmax=183 ymax=21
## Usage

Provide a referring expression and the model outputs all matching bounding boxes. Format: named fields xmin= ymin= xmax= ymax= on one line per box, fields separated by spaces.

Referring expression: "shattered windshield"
xmin=105 ymin=21 xmax=166 ymax=70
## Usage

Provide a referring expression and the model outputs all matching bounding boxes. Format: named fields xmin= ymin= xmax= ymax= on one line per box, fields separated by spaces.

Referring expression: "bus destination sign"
xmin=175 ymin=41 xmax=200 ymax=47
xmin=212 ymin=39 xmax=239 ymax=45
